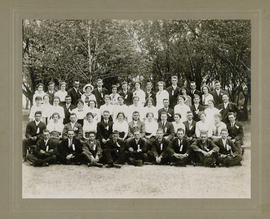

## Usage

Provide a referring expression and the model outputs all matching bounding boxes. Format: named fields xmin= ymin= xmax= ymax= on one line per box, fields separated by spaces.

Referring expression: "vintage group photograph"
xmin=22 ymin=19 xmax=251 ymax=198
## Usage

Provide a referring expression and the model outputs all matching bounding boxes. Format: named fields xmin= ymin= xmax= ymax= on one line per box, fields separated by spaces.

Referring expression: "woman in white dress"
xmin=211 ymin=113 xmax=227 ymax=142
xmin=142 ymin=97 xmax=158 ymax=121
xmin=144 ymin=112 xmax=158 ymax=142
xmin=112 ymin=112 xmax=129 ymax=140
xmin=86 ymin=100 xmax=100 ymax=122
xmin=32 ymin=83 xmax=46 ymax=104
xmin=133 ymin=82 xmax=146 ymax=107
xmin=54 ymin=82 xmax=68 ymax=104
xmin=49 ymin=96 xmax=65 ymax=123
xmin=47 ymin=112 xmax=64 ymax=139
xmin=195 ymin=112 xmax=213 ymax=138
xmin=41 ymin=94 xmax=52 ymax=124
xmin=82 ymin=112 xmax=98 ymax=140
xmin=174 ymin=95 xmax=190 ymax=123
xmin=201 ymin=85 xmax=214 ymax=107
xmin=172 ymin=113 xmax=185 ymax=133
xmin=204 ymin=99 xmax=220 ymax=127
xmin=71 ymin=99 xmax=87 ymax=126
xmin=81 ymin=83 xmax=96 ymax=106
xmin=113 ymin=95 xmax=129 ymax=121
xmin=156 ymin=81 xmax=169 ymax=110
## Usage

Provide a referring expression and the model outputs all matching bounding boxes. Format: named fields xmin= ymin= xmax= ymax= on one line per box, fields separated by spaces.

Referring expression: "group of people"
xmin=23 ymin=76 xmax=245 ymax=168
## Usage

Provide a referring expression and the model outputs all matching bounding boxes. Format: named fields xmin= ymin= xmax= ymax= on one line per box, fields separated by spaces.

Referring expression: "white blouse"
xmin=144 ymin=120 xmax=158 ymax=135
xmin=83 ymin=120 xmax=98 ymax=133
xmin=112 ymin=120 xmax=129 ymax=133
xmin=156 ymin=90 xmax=169 ymax=110
xmin=212 ymin=122 xmax=227 ymax=136
xmin=71 ymin=107 xmax=87 ymax=120
xmin=85 ymin=107 xmax=101 ymax=122
xmin=204 ymin=107 xmax=221 ymax=126
xmin=113 ymin=104 xmax=129 ymax=121
xmin=172 ymin=122 xmax=186 ymax=133
xmin=54 ymin=90 xmax=68 ymax=102
xmin=32 ymin=91 xmax=46 ymax=104
xmin=49 ymin=105 xmax=65 ymax=120
xmin=99 ymin=104 xmax=114 ymax=117
xmin=47 ymin=120 xmax=64 ymax=135
xmin=81 ymin=93 xmax=96 ymax=104
xmin=133 ymin=89 xmax=146 ymax=106
xmin=174 ymin=104 xmax=190 ymax=123
xmin=142 ymin=106 xmax=158 ymax=120
xmin=195 ymin=121 xmax=213 ymax=138
xmin=41 ymin=103 xmax=53 ymax=119
xmin=110 ymin=93 xmax=121 ymax=105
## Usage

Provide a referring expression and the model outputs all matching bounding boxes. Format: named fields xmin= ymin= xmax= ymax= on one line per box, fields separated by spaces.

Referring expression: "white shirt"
xmin=29 ymin=105 xmax=43 ymax=120
xmin=113 ymin=120 xmax=129 ymax=133
xmin=99 ymin=104 xmax=114 ymax=117
xmin=156 ymin=90 xmax=169 ymax=110
xmin=133 ymin=89 xmax=146 ymax=106
xmin=144 ymin=120 xmax=158 ymax=135
xmin=142 ymin=106 xmax=158 ymax=120
xmin=195 ymin=121 xmax=213 ymax=138
xmin=174 ymin=104 xmax=190 ymax=123
xmin=172 ymin=122 xmax=186 ymax=133
xmin=49 ymin=105 xmax=65 ymax=120
xmin=54 ymin=90 xmax=68 ymax=102
xmin=32 ymin=91 xmax=46 ymax=104
xmin=71 ymin=107 xmax=87 ymax=120
xmin=113 ymin=104 xmax=129 ymax=121
xmin=81 ymin=93 xmax=96 ymax=104
xmin=47 ymin=120 xmax=64 ymax=135
xmin=128 ymin=104 xmax=144 ymax=122
xmin=41 ymin=103 xmax=53 ymax=119
xmin=83 ymin=120 xmax=97 ymax=133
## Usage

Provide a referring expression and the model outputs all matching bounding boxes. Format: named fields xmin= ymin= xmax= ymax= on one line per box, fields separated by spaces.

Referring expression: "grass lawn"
xmin=22 ymin=110 xmax=251 ymax=198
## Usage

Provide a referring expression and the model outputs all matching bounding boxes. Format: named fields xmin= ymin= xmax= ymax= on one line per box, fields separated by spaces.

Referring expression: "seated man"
xmin=158 ymin=111 xmax=175 ymax=141
xmin=23 ymin=111 xmax=46 ymax=161
xmin=58 ymin=130 xmax=84 ymax=165
xmin=216 ymin=128 xmax=242 ymax=167
xmin=191 ymin=131 xmax=219 ymax=167
xmin=126 ymin=129 xmax=148 ymax=166
xmin=26 ymin=129 xmax=58 ymax=166
xmin=170 ymin=128 xmax=190 ymax=166
xmin=103 ymin=131 xmax=126 ymax=168
xmin=127 ymin=111 xmax=145 ymax=140
xmin=148 ymin=129 xmax=172 ymax=165
xmin=227 ymin=112 xmax=244 ymax=154
xmin=62 ymin=113 xmax=83 ymax=140
xmin=97 ymin=110 xmax=113 ymax=148
xmin=183 ymin=111 xmax=196 ymax=142
xmin=158 ymin=98 xmax=174 ymax=122
xmin=81 ymin=132 xmax=103 ymax=167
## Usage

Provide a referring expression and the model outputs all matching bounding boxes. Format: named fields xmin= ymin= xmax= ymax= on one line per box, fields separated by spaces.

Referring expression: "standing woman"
xmin=181 ymin=87 xmax=192 ymax=107
xmin=112 ymin=112 xmax=129 ymax=141
xmin=49 ymin=96 xmax=65 ymax=124
xmin=195 ymin=112 xmax=213 ymax=138
xmin=81 ymin=84 xmax=96 ymax=106
xmin=201 ymin=85 xmax=214 ymax=107
xmin=47 ymin=112 xmax=64 ymax=140
xmin=143 ymin=97 xmax=158 ymax=121
xmin=41 ymin=94 xmax=52 ymax=125
xmin=71 ymin=99 xmax=87 ymax=126
xmin=54 ymin=82 xmax=68 ymax=105
xmin=32 ymin=83 xmax=46 ymax=104
xmin=82 ymin=112 xmax=98 ymax=140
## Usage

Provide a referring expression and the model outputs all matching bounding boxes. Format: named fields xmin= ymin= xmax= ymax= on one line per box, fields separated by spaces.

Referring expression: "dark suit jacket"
xmin=211 ymin=89 xmax=228 ymax=106
xmin=68 ymin=87 xmax=82 ymax=106
xmin=35 ymin=138 xmax=58 ymax=157
xmin=218 ymin=102 xmax=238 ymax=123
xmin=62 ymin=122 xmax=83 ymax=139
xmin=92 ymin=87 xmax=108 ymax=108
xmin=158 ymin=108 xmax=174 ymax=122
xmin=105 ymin=138 xmax=125 ymax=152
xmin=97 ymin=120 xmax=113 ymax=141
xmin=25 ymin=121 xmax=46 ymax=139
xmin=119 ymin=90 xmax=133 ymax=106
xmin=191 ymin=138 xmax=219 ymax=153
xmin=183 ymin=120 xmax=196 ymax=138
xmin=215 ymin=138 xmax=241 ymax=155
xmin=190 ymin=104 xmax=205 ymax=122
xmin=158 ymin=121 xmax=175 ymax=140
xmin=82 ymin=139 xmax=102 ymax=157
xmin=167 ymin=86 xmax=181 ymax=108
xmin=227 ymin=122 xmax=244 ymax=144
xmin=145 ymin=90 xmax=156 ymax=105
xmin=58 ymin=137 xmax=83 ymax=158
xmin=47 ymin=90 xmax=57 ymax=105
xmin=127 ymin=138 xmax=147 ymax=153
xmin=62 ymin=104 xmax=76 ymax=124
xmin=171 ymin=137 xmax=190 ymax=154
xmin=151 ymin=138 xmax=171 ymax=157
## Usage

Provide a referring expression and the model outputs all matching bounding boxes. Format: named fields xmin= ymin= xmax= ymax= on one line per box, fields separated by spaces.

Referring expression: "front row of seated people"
xmin=23 ymin=108 xmax=244 ymax=168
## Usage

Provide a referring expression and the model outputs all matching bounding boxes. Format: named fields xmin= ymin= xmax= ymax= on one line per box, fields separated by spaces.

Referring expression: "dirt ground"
xmin=22 ymin=118 xmax=251 ymax=199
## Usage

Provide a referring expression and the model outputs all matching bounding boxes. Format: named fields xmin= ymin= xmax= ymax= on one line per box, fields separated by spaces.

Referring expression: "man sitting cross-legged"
xmin=81 ymin=132 xmax=103 ymax=167
xmin=148 ymin=129 xmax=172 ymax=165
xmin=216 ymin=128 xmax=242 ymax=167
xmin=26 ymin=129 xmax=57 ymax=167
xmin=191 ymin=131 xmax=219 ymax=167
xmin=103 ymin=130 xmax=126 ymax=168
xmin=126 ymin=129 xmax=148 ymax=166
xmin=170 ymin=128 xmax=191 ymax=166
xmin=58 ymin=129 xmax=84 ymax=165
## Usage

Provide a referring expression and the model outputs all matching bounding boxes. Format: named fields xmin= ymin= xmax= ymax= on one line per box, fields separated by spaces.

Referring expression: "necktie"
xmin=45 ymin=140 xmax=49 ymax=152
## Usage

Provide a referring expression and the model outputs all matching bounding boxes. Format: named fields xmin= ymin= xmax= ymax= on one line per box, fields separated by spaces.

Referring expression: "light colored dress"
xmin=81 ymin=93 xmax=96 ymax=104
xmin=195 ymin=120 xmax=213 ymax=138
xmin=156 ymin=90 xmax=169 ymax=110
xmin=172 ymin=121 xmax=186 ymax=133
xmin=133 ymin=89 xmax=146 ymax=106
xmin=174 ymin=104 xmax=190 ymax=123
xmin=54 ymin=90 xmax=68 ymax=102
xmin=142 ymin=106 xmax=158 ymax=121
xmin=144 ymin=120 xmax=158 ymax=136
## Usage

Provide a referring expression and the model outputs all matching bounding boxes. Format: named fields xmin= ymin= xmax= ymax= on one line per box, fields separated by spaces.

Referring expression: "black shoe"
xmin=144 ymin=162 xmax=152 ymax=165
xmin=75 ymin=162 xmax=81 ymax=165
xmin=89 ymin=162 xmax=103 ymax=168
xmin=105 ymin=163 xmax=114 ymax=168
xmin=42 ymin=162 xmax=49 ymax=167
xmin=112 ymin=163 xmax=121 ymax=168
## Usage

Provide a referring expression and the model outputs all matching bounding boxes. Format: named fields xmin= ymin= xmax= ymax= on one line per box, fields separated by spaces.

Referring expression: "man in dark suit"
xmin=62 ymin=95 xmax=75 ymax=124
xmin=67 ymin=79 xmax=82 ymax=106
xmin=211 ymin=80 xmax=229 ymax=107
xmin=103 ymin=131 xmax=125 ymax=168
xmin=218 ymin=94 xmax=238 ymax=124
xmin=119 ymin=81 xmax=133 ymax=106
xmin=190 ymin=94 xmax=204 ymax=122
xmin=47 ymin=81 xmax=57 ymax=105
xmin=23 ymin=111 xmax=46 ymax=161
xmin=170 ymin=128 xmax=191 ymax=166
xmin=158 ymin=98 xmax=174 ymax=122
xmin=81 ymin=132 xmax=103 ymax=167
xmin=97 ymin=110 xmax=113 ymax=148
xmin=148 ymin=129 xmax=172 ymax=164
xmin=191 ymin=131 xmax=219 ymax=167
xmin=126 ymin=129 xmax=148 ymax=166
xmin=216 ymin=128 xmax=242 ymax=167
xmin=62 ymin=113 xmax=83 ymax=140
xmin=26 ymin=129 xmax=58 ymax=166
xmin=158 ymin=111 xmax=175 ymax=141
xmin=145 ymin=81 xmax=156 ymax=106
xmin=167 ymin=75 xmax=181 ymax=109
xmin=188 ymin=81 xmax=201 ymax=105
xmin=183 ymin=111 xmax=196 ymax=142
xmin=92 ymin=78 xmax=108 ymax=108
xmin=58 ymin=130 xmax=84 ymax=164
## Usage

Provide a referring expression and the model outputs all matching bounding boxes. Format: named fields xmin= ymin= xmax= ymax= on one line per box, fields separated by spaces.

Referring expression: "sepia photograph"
xmin=22 ymin=19 xmax=251 ymax=198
